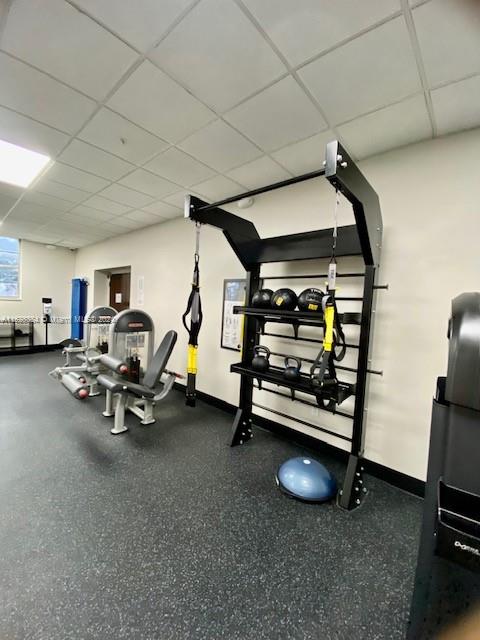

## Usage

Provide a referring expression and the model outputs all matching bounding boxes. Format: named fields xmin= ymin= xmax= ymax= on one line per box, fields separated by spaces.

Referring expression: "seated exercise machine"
xmin=49 ymin=306 xmax=127 ymax=399
xmin=408 ymin=293 xmax=480 ymax=638
xmin=97 ymin=330 xmax=178 ymax=435
xmin=96 ymin=308 xmax=179 ymax=434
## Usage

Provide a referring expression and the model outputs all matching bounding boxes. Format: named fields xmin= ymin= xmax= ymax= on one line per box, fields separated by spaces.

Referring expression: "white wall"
xmin=0 ymin=240 xmax=75 ymax=345
xmin=74 ymin=128 xmax=480 ymax=481
xmin=93 ymin=270 xmax=109 ymax=308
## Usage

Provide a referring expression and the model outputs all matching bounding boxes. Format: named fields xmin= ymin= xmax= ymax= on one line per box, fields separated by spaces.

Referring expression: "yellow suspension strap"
xmin=182 ymin=222 xmax=203 ymax=407
xmin=310 ymin=190 xmax=346 ymax=404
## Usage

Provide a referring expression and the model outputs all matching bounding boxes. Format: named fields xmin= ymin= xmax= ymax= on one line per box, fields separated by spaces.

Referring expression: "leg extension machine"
xmin=97 ymin=330 xmax=178 ymax=434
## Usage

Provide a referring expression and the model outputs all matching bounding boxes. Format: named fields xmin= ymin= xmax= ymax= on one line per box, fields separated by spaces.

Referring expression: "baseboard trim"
xmin=173 ymin=382 xmax=425 ymax=498
xmin=0 ymin=344 xmax=62 ymax=357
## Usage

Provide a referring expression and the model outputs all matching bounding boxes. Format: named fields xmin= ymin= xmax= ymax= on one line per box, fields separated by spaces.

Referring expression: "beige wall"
xmin=74 ymin=128 xmax=480 ymax=481
xmin=0 ymin=240 xmax=75 ymax=345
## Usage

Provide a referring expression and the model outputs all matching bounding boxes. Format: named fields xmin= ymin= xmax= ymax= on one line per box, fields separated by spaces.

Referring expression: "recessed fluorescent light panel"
xmin=0 ymin=139 xmax=50 ymax=188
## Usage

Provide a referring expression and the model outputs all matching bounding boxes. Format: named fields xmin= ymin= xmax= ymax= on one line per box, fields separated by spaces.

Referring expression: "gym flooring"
xmin=0 ymin=352 xmax=422 ymax=640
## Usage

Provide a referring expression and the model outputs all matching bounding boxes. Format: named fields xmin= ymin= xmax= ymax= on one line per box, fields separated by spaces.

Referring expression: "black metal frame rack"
xmin=185 ymin=140 xmax=383 ymax=510
xmin=0 ymin=321 xmax=34 ymax=354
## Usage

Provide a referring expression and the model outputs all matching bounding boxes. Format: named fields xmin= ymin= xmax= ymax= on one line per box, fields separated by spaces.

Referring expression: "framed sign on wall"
xmin=221 ymin=279 xmax=246 ymax=351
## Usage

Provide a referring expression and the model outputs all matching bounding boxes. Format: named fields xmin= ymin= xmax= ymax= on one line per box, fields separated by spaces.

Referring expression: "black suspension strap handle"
xmin=182 ymin=223 xmax=203 ymax=407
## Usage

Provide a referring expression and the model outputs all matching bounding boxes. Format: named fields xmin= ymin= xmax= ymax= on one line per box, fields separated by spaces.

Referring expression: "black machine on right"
xmin=408 ymin=292 xmax=480 ymax=638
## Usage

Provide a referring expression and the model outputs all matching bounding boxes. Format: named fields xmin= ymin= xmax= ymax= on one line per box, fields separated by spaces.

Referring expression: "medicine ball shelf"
xmin=233 ymin=305 xmax=362 ymax=328
xmin=185 ymin=140 xmax=383 ymax=510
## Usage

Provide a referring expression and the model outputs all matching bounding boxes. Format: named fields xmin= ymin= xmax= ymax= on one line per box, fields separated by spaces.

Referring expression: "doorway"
xmin=109 ymin=272 xmax=131 ymax=311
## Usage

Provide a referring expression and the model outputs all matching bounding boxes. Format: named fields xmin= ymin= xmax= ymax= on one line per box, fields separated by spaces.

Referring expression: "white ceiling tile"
xmin=432 ymin=75 xmax=480 ymax=135
xmin=23 ymin=190 xmax=72 ymax=212
xmin=192 ymin=175 xmax=244 ymax=201
xmin=59 ymin=139 xmax=135 ymax=181
xmin=242 ymin=0 xmax=401 ymax=66
xmin=0 ymin=106 xmax=69 ymax=157
xmin=108 ymin=60 xmax=215 ymax=142
xmin=21 ymin=233 xmax=64 ymax=244
xmin=56 ymin=240 xmax=78 ymax=247
xmin=0 ymin=183 xmax=24 ymax=200
xmin=98 ymin=183 xmax=155 ymax=208
xmin=0 ymin=52 xmax=96 ymax=134
xmin=33 ymin=178 xmax=90 ymax=204
xmin=97 ymin=221 xmax=128 ymax=236
xmin=163 ymin=191 xmax=191 ymax=209
xmin=179 ymin=120 xmax=262 ymax=172
xmin=72 ymin=0 xmax=194 ymax=52
xmin=227 ymin=156 xmax=291 ymax=189
xmin=337 ymin=95 xmax=432 ymax=159
xmin=0 ymin=220 xmax=43 ymax=237
xmin=61 ymin=212 xmax=108 ymax=227
xmin=81 ymin=195 xmax=132 ymax=215
xmin=414 ymin=0 xmax=480 ymax=87
xmin=144 ymin=148 xmax=216 ymax=186
xmin=7 ymin=201 xmax=58 ymax=225
xmin=298 ymin=18 xmax=421 ymax=125
xmin=71 ymin=204 xmax=117 ymax=222
xmin=45 ymin=163 xmax=110 ymax=193
xmin=78 ymin=108 xmax=168 ymax=164
xmin=109 ymin=215 xmax=144 ymax=229
xmin=125 ymin=209 xmax=163 ymax=224
xmin=2 ymin=0 xmax=138 ymax=100
xmin=142 ymin=201 xmax=183 ymax=218
xmin=38 ymin=220 xmax=82 ymax=234
xmin=118 ymin=169 xmax=179 ymax=198
xmin=59 ymin=238 xmax=90 ymax=248
xmin=150 ymin=0 xmax=286 ymax=112
xmin=225 ymin=76 xmax=326 ymax=151
xmin=271 ymin=130 xmax=336 ymax=174
xmin=0 ymin=193 xmax=19 ymax=215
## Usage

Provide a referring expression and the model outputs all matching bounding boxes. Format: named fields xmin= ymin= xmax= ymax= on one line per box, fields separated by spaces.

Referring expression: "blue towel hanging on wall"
xmin=71 ymin=278 xmax=88 ymax=340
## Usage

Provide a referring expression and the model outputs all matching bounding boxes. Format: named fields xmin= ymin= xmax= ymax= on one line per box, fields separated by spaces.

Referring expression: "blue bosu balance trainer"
xmin=276 ymin=457 xmax=337 ymax=503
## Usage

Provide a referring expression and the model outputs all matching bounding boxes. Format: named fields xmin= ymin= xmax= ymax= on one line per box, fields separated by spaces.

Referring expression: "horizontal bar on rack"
xmin=196 ymin=167 xmax=326 ymax=211
xmin=267 ymin=350 xmax=383 ymax=376
xmin=261 ymin=331 xmax=360 ymax=350
xmin=261 ymin=272 xmax=365 ymax=281
xmin=252 ymin=402 xmax=352 ymax=442
xmin=254 ymin=384 xmax=354 ymax=420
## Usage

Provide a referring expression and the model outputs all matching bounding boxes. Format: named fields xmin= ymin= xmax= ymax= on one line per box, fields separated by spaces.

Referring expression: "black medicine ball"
xmin=297 ymin=288 xmax=324 ymax=312
xmin=271 ymin=288 xmax=298 ymax=311
xmin=252 ymin=288 xmax=274 ymax=308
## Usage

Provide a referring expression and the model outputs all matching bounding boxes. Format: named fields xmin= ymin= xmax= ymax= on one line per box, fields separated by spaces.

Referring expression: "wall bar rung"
xmin=266 ymin=350 xmax=382 ymax=376
xmin=261 ymin=272 xmax=365 ymax=281
xmin=255 ymin=384 xmax=354 ymax=420
xmin=252 ymin=402 xmax=353 ymax=442
xmin=261 ymin=331 xmax=360 ymax=350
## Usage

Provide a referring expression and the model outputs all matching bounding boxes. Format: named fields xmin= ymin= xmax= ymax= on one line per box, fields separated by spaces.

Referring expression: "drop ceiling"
xmin=0 ymin=0 xmax=478 ymax=248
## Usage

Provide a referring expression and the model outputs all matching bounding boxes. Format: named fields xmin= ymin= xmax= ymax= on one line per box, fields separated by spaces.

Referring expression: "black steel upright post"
xmin=338 ymin=265 xmax=376 ymax=510
xmin=230 ymin=265 xmax=261 ymax=446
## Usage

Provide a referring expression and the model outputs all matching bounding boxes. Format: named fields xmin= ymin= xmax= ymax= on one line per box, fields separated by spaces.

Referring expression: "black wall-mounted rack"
xmin=185 ymin=140 xmax=383 ymax=510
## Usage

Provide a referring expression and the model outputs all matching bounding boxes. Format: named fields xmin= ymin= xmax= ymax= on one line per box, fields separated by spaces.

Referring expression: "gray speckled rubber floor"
xmin=0 ymin=352 xmax=422 ymax=640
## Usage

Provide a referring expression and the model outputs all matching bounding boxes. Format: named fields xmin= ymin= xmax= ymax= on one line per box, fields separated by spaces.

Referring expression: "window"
xmin=0 ymin=237 xmax=20 ymax=299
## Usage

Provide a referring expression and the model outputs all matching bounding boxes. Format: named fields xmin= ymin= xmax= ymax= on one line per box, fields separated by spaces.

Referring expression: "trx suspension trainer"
xmin=310 ymin=189 xmax=346 ymax=409
xmin=182 ymin=222 xmax=203 ymax=407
